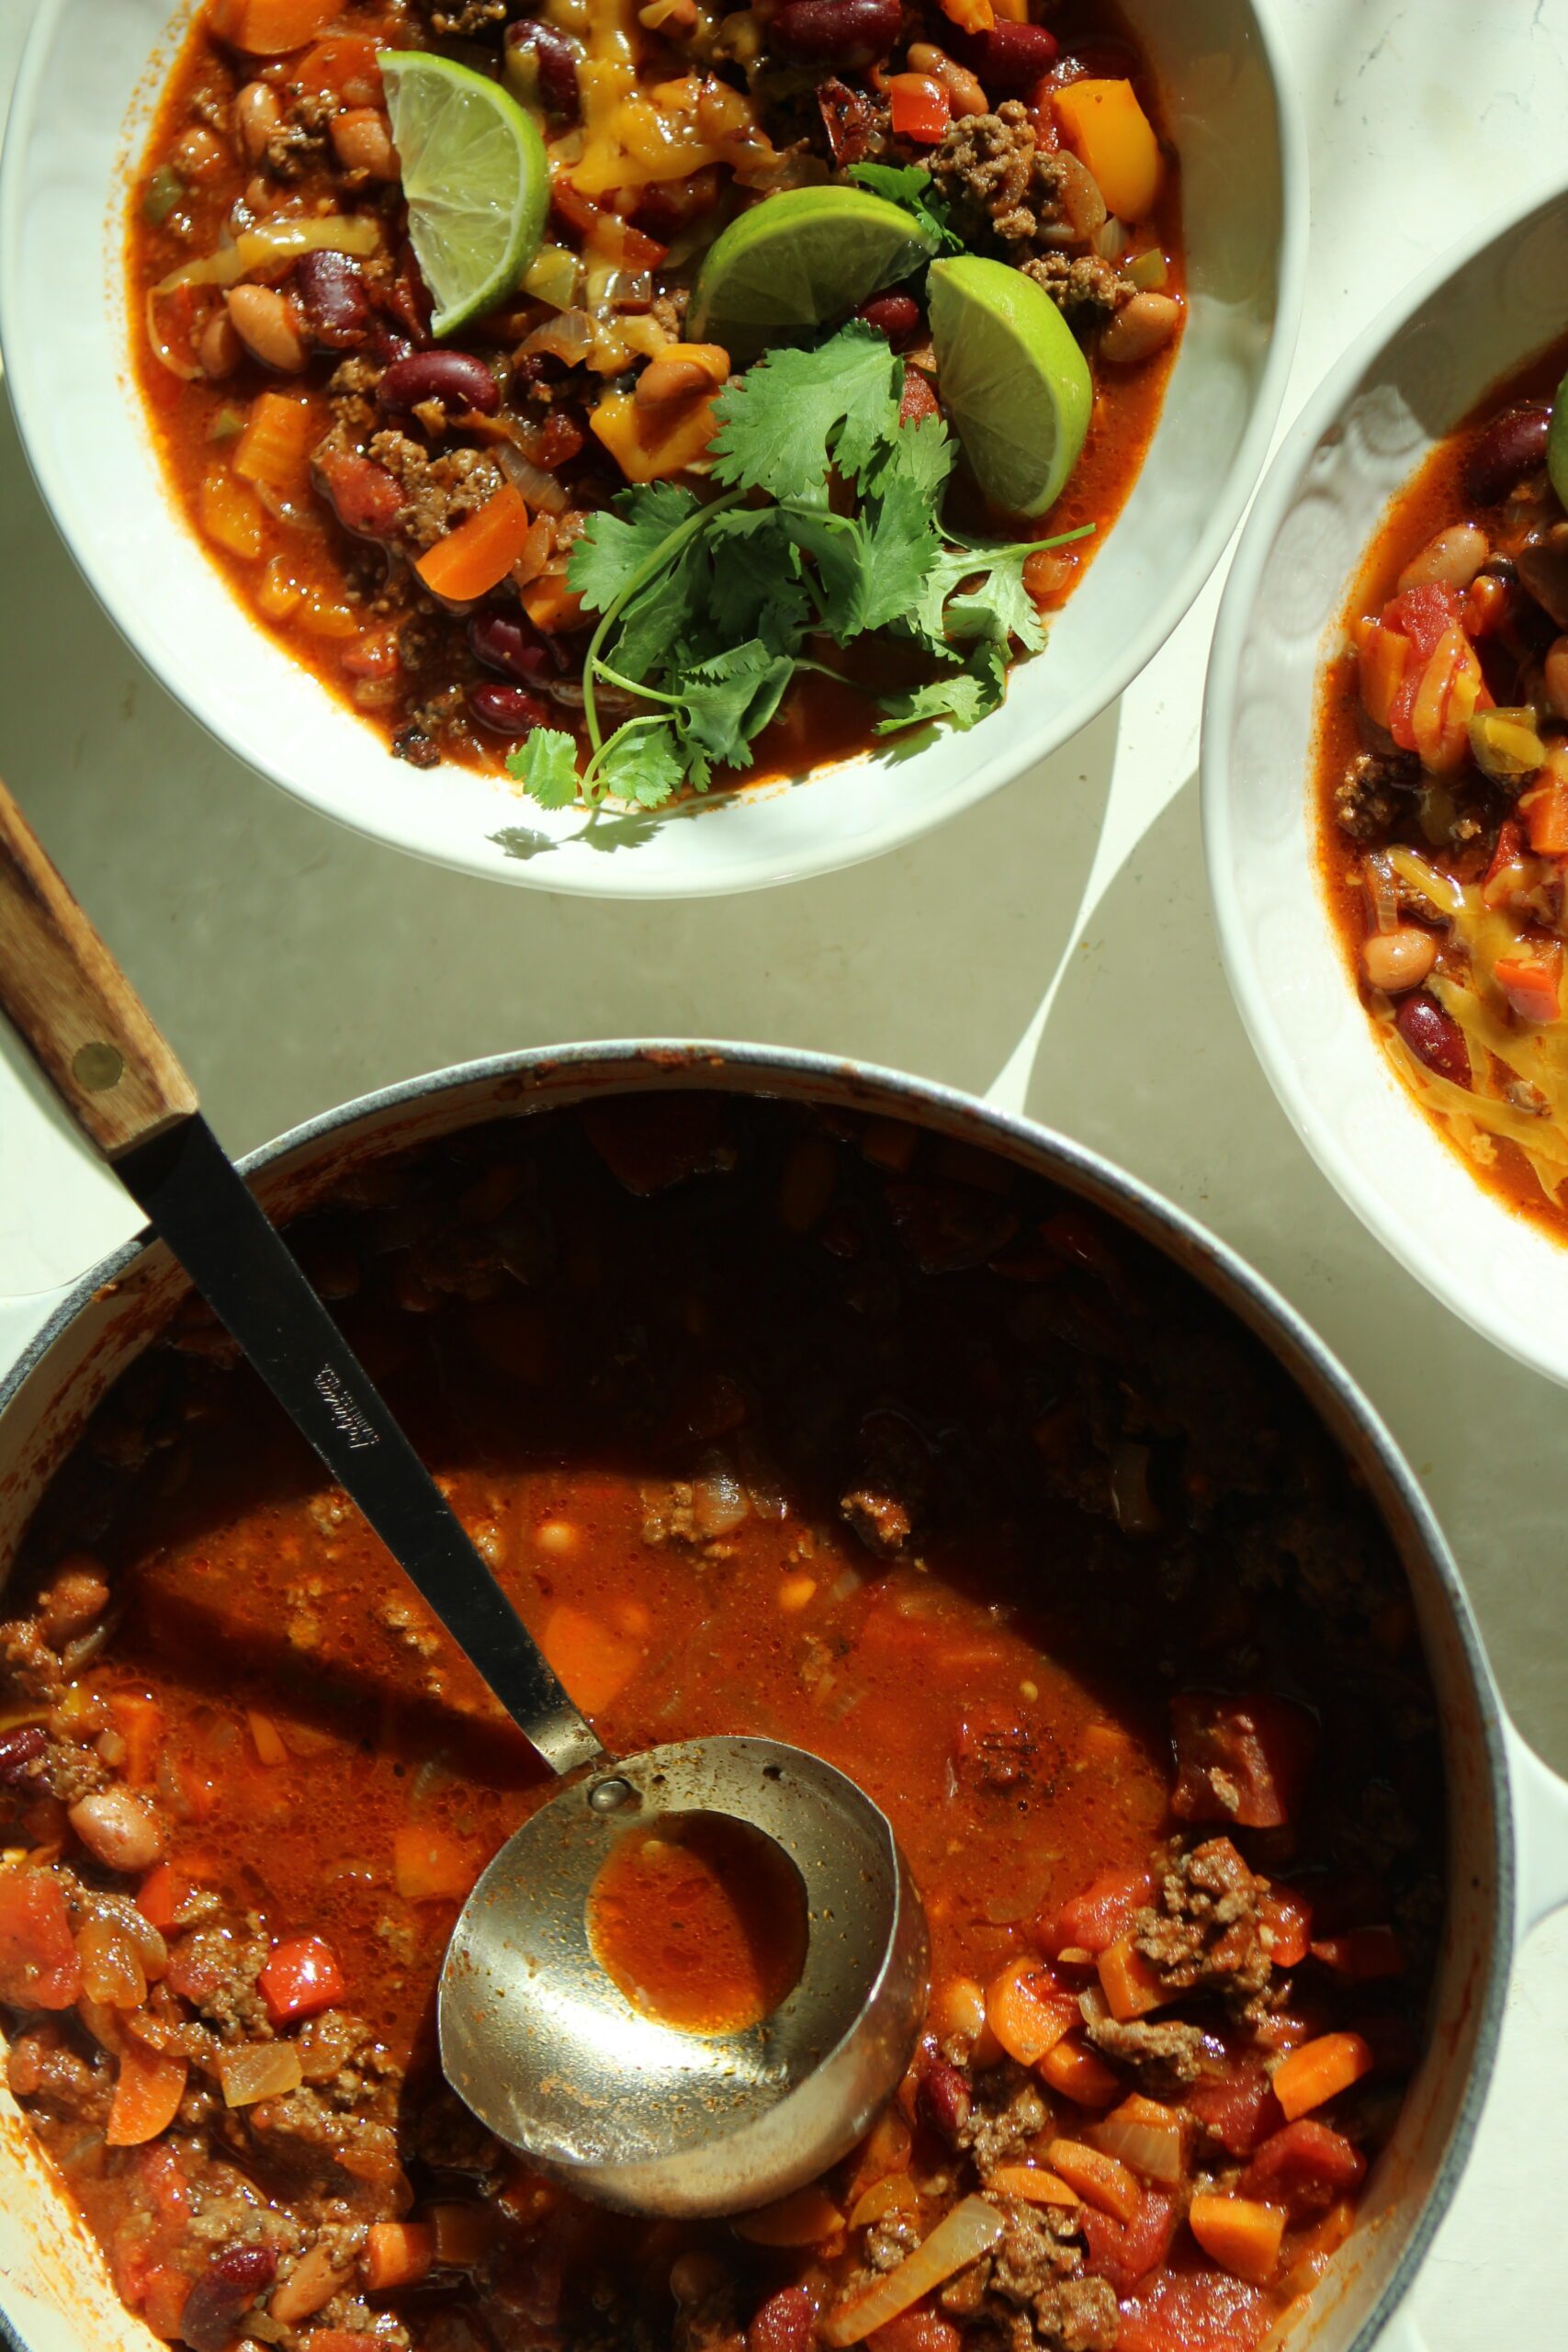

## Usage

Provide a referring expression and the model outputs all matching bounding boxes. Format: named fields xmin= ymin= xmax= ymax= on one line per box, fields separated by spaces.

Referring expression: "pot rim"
xmin=0 ymin=1038 xmax=1514 ymax=2352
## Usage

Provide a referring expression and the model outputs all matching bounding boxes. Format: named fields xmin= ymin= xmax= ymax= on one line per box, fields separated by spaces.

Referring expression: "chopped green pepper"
xmin=1470 ymin=706 xmax=1546 ymax=783
xmin=207 ymin=406 xmax=246 ymax=444
xmin=141 ymin=165 xmax=185 ymax=227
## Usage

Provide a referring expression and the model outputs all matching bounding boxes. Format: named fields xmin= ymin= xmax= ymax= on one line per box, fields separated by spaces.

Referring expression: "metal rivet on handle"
xmin=72 ymin=1042 xmax=124 ymax=1092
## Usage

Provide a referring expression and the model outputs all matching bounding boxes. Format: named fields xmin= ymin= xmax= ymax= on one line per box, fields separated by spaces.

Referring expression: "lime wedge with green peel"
xmin=1549 ymin=369 xmax=1568 ymax=511
xmin=379 ymin=51 xmax=548 ymax=339
xmin=927 ymin=256 xmax=1093 ymax=518
xmin=689 ymin=187 xmax=939 ymax=366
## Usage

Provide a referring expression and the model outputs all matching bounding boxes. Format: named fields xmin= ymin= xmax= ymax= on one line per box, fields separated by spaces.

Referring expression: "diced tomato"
xmin=1381 ymin=584 xmax=1464 ymax=663
xmin=258 ymin=1935 xmax=345 ymax=2026
xmin=1481 ymin=817 xmax=1530 ymax=906
xmin=1521 ymin=764 xmax=1568 ymax=856
xmin=1308 ymin=1925 xmax=1405 ymax=1981
xmin=130 ymin=2259 xmax=190 ymax=2341
xmin=866 ymin=2311 xmax=963 ymax=2352
xmin=0 ymin=1865 xmax=82 ymax=2009
xmin=1079 ymin=2188 xmax=1178 ymax=2296
xmin=1239 ymin=2120 xmax=1367 ymax=2221
xmin=1258 ymin=1888 xmax=1312 ymax=1968
xmin=1495 ymin=943 xmax=1562 ymax=1024
xmin=1185 ymin=2060 xmax=1283 ymax=2157
xmin=1037 ymin=1863 xmax=1156 ymax=1957
xmin=549 ymin=180 xmax=666 ymax=267
xmin=165 ymin=1935 xmax=224 ymax=2005
xmin=137 ymin=1862 xmax=201 ymax=1934
xmin=899 ymin=368 xmax=941 ymax=427
xmin=1117 ymin=2266 xmax=1273 ymax=2352
xmin=1170 ymin=1693 xmax=1315 ymax=1830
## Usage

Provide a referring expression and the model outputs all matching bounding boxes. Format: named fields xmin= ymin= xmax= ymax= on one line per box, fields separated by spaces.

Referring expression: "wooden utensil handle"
xmin=0 ymin=781 xmax=197 ymax=1160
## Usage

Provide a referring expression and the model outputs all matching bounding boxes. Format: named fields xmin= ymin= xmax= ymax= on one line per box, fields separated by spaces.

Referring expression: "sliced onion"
xmin=823 ymin=2197 xmax=1006 ymax=2346
xmin=1364 ymin=852 xmax=1399 ymax=935
xmin=521 ymin=308 xmax=593 ymax=367
xmin=217 ymin=2041 xmax=304 ymax=2109
xmin=75 ymin=1906 xmax=164 ymax=2008
xmin=1093 ymin=215 xmax=1128 ymax=261
xmin=692 ymin=1456 xmax=749 ymax=1537
xmin=144 ymin=285 xmax=202 ymax=381
xmin=497 ymin=440 xmax=570 ymax=517
xmin=1086 ymin=2095 xmax=1186 ymax=2186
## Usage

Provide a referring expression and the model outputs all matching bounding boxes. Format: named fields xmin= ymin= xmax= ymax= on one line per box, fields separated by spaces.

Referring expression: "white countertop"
xmin=2 ymin=3 xmax=1566 ymax=2342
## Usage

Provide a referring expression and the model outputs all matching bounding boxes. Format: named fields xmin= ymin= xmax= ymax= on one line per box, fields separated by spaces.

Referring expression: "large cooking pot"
xmin=0 ymin=1042 xmax=1562 ymax=2352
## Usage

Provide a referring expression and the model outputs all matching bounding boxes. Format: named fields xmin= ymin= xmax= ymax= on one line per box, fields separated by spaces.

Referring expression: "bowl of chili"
xmin=1203 ymin=177 xmax=1568 ymax=1385
xmin=0 ymin=0 xmax=1303 ymax=892
xmin=0 ymin=1039 xmax=1561 ymax=2352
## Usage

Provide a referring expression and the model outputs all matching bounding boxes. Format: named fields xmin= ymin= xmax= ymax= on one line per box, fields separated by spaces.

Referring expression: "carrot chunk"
xmin=107 ymin=2042 xmax=188 ymax=2147
xmin=985 ymin=2165 xmax=1079 ymax=2208
xmin=1096 ymin=1936 xmax=1168 ymax=2022
xmin=1188 ymin=2191 xmax=1286 ymax=2286
xmin=416 ymin=483 xmax=533 ymax=602
xmin=1039 ymin=2036 xmax=1121 ymax=2108
xmin=364 ymin=2222 xmax=436 ymax=2292
xmin=1043 ymin=2139 xmax=1141 ymax=2223
xmin=1272 ymin=2032 xmax=1374 ymax=2122
xmin=985 ymin=1954 xmax=1077 ymax=2064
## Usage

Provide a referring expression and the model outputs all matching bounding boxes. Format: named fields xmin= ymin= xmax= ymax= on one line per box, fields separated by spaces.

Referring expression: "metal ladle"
xmin=0 ymin=781 xmax=930 ymax=2216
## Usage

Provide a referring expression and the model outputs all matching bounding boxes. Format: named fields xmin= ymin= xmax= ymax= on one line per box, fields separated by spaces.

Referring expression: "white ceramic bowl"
xmin=1203 ymin=180 xmax=1568 ymax=1387
xmin=0 ymin=0 xmax=1303 ymax=896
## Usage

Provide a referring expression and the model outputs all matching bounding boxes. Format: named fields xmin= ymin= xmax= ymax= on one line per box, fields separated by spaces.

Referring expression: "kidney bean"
xmin=294 ymin=249 xmax=371 ymax=352
xmin=469 ymin=609 xmax=556 ymax=687
xmin=1395 ymin=990 xmax=1471 ymax=1089
xmin=378 ymin=350 xmax=501 ymax=417
xmin=1514 ymin=531 xmax=1568 ymax=630
xmin=507 ymin=20 xmax=581 ymax=119
xmin=917 ymin=2056 xmax=973 ymax=2141
xmin=180 ymin=2246 xmax=278 ymax=2352
xmin=771 ymin=0 xmax=902 ymax=72
xmin=372 ymin=323 xmax=416 ymax=368
xmin=955 ymin=20 xmax=1060 ymax=91
xmin=378 ymin=241 xmax=434 ymax=347
xmin=316 ymin=449 xmax=403 ymax=539
xmin=748 ymin=2286 xmax=818 ymax=2352
xmin=858 ymin=290 xmax=921 ymax=348
xmin=0 ymin=1726 xmax=47 ymax=1786
xmin=1463 ymin=404 xmax=1551 ymax=506
xmin=469 ymin=682 xmax=552 ymax=734
xmin=899 ymin=368 xmax=940 ymax=426
xmin=1045 ymin=35 xmax=1138 ymax=85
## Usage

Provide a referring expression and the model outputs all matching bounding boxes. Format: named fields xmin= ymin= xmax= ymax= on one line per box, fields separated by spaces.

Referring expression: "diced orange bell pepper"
xmin=1053 ymin=80 xmax=1163 ymax=220
xmin=590 ymin=387 xmax=719 ymax=484
xmin=734 ymin=2186 xmax=844 ymax=2247
xmin=1189 ymin=2192 xmax=1286 ymax=2286
xmin=416 ymin=483 xmax=533 ymax=603
xmin=938 ymin=0 xmax=994 ymax=28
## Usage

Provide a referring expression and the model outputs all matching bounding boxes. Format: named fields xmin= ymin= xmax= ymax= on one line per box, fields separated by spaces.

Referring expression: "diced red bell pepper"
xmin=889 ymin=77 xmax=953 ymax=142
xmin=1169 ymin=1692 xmax=1316 ymax=1829
xmin=1238 ymin=2120 xmax=1367 ymax=2220
xmin=1185 ymin=2058 xmax=1284 ymax=2156
xmin=1079 ymin=2188 xmax=1178 ymax=2297
xmin=0 ymin=1865 xmax=82 ymax=2009
xmin=1258 ymin=1887 xmax=1312 ymax=1968
xmin=258 ymin=1934 xmax=345 ymax=2026
xmin=1495 ymin=943 xmax=1562 ymax=1025
xmin=1037 ymin=1862 xmax=1156 ymax=1957
xmin=1481 ymin=817 xmax=1529 ymax=907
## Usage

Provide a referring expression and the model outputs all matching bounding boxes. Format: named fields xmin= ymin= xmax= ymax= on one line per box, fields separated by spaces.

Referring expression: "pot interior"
xmin=0 ymin=1047 xmax=1507 ymax=2352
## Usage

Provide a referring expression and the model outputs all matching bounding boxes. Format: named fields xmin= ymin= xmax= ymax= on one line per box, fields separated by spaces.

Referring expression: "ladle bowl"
xmin=440 ymin=1736 xmax=930 ymax=2215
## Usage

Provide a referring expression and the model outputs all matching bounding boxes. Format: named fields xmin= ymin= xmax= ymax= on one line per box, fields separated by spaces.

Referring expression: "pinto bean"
xmin=1395 ymin=523 xmax=1490 ymax=594
xmin=180 ymin=2247 xmax=278 ymax=2352
xmin=907 ymin=41 xmax=987 ymax=116
xmin=506 ymin=21 xmax=582 ymax=119
xmin=378 ymin=349 xmax=500 ymax=417
xmin=770 ymin=0 xmax=902 ymax=72
xmin=858 ymin=291 xmax=921 ymax=348
xmin=331 ymin=107 xmax=399 ymax=178
xmin=1463 ymin=404 xmax=1551 ymax=505
xmin=1362 ymin=926 xmax=1437 ymax=994
xmin=294 ymin=249 xmax=372 ymax=350
xmin=234 ymin=80 xmax=281 ymax=163
xmin=316 ymin=449 xmax=402 ymax=539
xmin=469 ymin=683 xmax=552 ymax=734
xmin=197 ymin=311 xmax=243 ymax=379
xmin=226 ymin=283 xmax=306 ymax=373
xmin=69 ymin=1788 xmax=166 ymax=1874
xmin=1394 ymin=990 xmax=1471 ymax=1089
xmin=635 ymin=344 xmax=728 ymax=408
xmin=1100 ymin=291 xmax=1181 ymax=366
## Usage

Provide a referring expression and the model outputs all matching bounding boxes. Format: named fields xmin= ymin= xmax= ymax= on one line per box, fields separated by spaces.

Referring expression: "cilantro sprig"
xmin=508 ymin=322 xmax=1093 ymax=814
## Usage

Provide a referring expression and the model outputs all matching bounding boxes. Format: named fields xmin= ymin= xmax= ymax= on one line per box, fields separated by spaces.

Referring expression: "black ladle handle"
xmin=0 ymin=777 xmax=602 ymax=1778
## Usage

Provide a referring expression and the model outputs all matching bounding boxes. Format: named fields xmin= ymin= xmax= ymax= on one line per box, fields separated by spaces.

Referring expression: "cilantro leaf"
xmin=875 ymin=642 xmax=1007 ymax=735
xmin=859 ymin=471 xmax=947 ymax=637
xmin=506 ymin=729 xmax=581 ymax=808
xmin=943 ymin=545 xmax=1049 ymax=656
xmin=567 ymin=484 xmax=700 ymax=615
xmin=592 ymin=720 xmax=684 ymax=808
xmin=848 ymin=162 xmax=964 ymax=256
xmin=611 ymin=534 xmax=708 ymax=682
xmin=871 ymin=408 xmax=954 ymax=503
xmin=704 ymin=508 xmax=814 ymax=655
xmin=784 ymin=505 xmax=872 ymax=639
xmin=676 ymin=640 xmax=797 ymax=777
xmin=709 ymin=324 xmax=901 ymax=504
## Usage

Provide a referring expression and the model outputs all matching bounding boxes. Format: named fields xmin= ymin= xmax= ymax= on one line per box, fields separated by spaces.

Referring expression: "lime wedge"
xmin=1549 ymin=369 xmax=1568 ymax=511
xmin=689 ymin=187 xmax=938 ymax=365
xmin=379 ymin=51 xmax=547 ymax=339
xmin=927 ymin=256 xmax=1092 ymax=518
